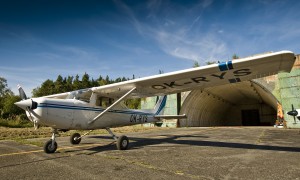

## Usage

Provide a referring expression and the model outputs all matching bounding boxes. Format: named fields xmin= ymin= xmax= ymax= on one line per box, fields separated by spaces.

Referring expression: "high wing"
xmin=44 ymin=50 xmax=295 ymax=99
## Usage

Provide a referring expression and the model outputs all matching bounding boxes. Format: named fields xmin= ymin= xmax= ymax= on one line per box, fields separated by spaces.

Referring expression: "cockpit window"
xmin=66 ymin=89 xmax=92 ymax=103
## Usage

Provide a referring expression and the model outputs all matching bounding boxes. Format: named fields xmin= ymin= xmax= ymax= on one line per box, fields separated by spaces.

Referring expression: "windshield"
xmin=66 ymin=89 xmax=92 ymax=102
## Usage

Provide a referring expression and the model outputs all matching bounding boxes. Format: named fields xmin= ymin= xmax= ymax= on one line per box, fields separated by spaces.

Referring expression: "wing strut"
xmin=88 ymin=87 xmax=136 ymax=124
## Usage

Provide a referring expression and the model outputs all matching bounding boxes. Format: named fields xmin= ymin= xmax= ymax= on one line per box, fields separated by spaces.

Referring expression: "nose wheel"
xmin=44 ymin=129 xmax=58 ymax=153
xmin=44 ymin=140 xmax=57 ymax=153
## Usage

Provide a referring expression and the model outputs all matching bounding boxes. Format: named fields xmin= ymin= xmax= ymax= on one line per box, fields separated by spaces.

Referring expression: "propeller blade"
xmin=287 ymin=110 xmax=298 ymax=116
xmin=17 ymin=84 xmax=27 ymax=100
xmin=287 ymin=104 xmax=298 ymax=124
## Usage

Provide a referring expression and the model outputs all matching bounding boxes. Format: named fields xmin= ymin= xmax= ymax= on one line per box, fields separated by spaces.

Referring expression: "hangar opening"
xmin=179 ymin=80 xmax=278 ymax=127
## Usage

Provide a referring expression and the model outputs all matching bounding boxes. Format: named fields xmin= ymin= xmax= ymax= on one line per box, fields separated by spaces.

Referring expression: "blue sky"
xmin=1 ymin=0 xmax=299 ymax=96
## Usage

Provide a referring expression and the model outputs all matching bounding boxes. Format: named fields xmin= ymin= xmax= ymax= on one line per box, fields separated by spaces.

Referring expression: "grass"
xmin=0 ymin=118 xmax=167 ymax=147
xmin=0 ymin=125 xmax=166 ymax=141
xmin=0 ymin=118 xmax=33 ymax=128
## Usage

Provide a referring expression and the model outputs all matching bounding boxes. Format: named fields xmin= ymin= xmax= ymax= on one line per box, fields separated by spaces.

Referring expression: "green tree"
xmin=125 ymin=98 xmax=141 ymax=109
xmin=105 ymin=75 xmax=110 ymax=84
xmin=82 ymin=73 xmax=91 ymax=88
xmin=232 ymin=54 xmax=239 ymax=59
xmin=91 ymin=78 xmax=98 ymax=87
xmin=32 ymin=79 xmax=55 ymax=97
xmin=30 ymin=73 xmax=144 ymax=109
xmin=0 ymin=77 xmax=12 ymax=97
xmin=97 ymin=75 xmax=103 ymax=81
xmin=54 ymin=75 xmax=64 ymax=93
xmin=206 ymin=61 xmax=216 ymax=65
xmin=122 ymin=77 xmax=127 ymax=82
xmin=115 ymin=77 xmax=122 ymax=83
xmin=193 ymin=61 xmax=200 ymax=68
xmin=0 ymin=77 xmax=14 ymax=117
xmin=73 ymin=74 xmax=82 ymax=90
xmin=65 ymin=76 xmax=73 ymax=92
xmin=65 ymin=76 xmax=74 ymax=91
xmin=98 ymin=79 xmax=107 ymax=86
xmin=1 ymin=95 xmax=23 ymax=118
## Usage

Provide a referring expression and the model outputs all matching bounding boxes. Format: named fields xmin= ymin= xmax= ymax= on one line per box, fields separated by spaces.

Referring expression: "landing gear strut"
xmin=106 ymin=127 xmax=129 ymax=150
xmin=70 ymin=128 xmax=130 ymax=150
xmin=44 ymin=129 xmax=58 ymax=153
xmin=43 ymin=128 xmax=129 ymax=153
xmin=70 ymin=130 xmax=94 ymax=145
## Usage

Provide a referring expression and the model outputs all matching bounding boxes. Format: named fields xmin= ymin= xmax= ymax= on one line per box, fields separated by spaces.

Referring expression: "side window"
xmin=99 ymin=97 xmax=114 ymax=108
xmin=89 ymin=93 xmax=114 ymax=107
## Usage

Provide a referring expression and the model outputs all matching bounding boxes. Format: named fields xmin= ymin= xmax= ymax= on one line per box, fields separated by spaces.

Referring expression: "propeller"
xmin=15 ymin=85 xmax=39 ymax=129
xmin=17 ymin=84 xmax=27 ymax=100
xmin=287 ymin=104 xmax=298 ymax=124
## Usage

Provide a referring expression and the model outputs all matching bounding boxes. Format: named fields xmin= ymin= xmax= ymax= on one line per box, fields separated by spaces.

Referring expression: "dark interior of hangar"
xmin=179 ymin=81 xmax=277 ymax=127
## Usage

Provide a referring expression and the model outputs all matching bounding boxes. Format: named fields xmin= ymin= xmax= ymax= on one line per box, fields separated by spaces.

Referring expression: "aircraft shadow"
xmin=85 ymin=134 xmax=300 ymax=153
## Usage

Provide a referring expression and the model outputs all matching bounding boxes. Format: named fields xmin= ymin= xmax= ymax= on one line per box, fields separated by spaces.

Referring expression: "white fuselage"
xmin=29 ymin=97 xmax=157 ymax=130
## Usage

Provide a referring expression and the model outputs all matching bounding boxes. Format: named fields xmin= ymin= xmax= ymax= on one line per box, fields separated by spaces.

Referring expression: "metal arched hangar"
xmin=180 ymin=80 xmax=277 ymax=127
xmin=179 ymin=55 xmax=299 ymax=128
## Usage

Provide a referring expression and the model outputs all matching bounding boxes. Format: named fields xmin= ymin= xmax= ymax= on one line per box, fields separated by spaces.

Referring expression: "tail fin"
xmin=153 ymin=95 xmax=167 ymax=115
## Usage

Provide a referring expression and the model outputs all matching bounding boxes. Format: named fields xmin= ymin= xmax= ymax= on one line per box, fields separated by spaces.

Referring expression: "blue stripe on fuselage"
xmin=38 ymin=103 xmax=154 ymax=116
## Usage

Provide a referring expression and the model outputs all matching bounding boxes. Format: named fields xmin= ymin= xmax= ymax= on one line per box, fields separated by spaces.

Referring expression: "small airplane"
xmin=15 ymin=50 xmax=296 ymax=153
xmin=287 ymin=105 xmax=299 ymax=124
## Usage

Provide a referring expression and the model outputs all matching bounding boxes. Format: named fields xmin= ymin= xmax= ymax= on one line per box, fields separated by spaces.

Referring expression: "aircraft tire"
xmin=70 ymin=133 xmax=81 ymax=145
xmin=44 ymin=140 xmax=57 ymax=153
xmin=117 ymin=135 xmax=129 ymax=150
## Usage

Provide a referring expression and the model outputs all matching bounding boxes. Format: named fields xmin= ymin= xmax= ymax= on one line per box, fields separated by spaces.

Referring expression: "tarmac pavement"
xmin=0 ymin=127 xmax=300 ymax=180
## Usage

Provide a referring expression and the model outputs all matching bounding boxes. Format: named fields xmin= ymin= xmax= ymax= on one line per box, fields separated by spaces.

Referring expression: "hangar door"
xmin=241 ymin=109 xmax=260 ymax=126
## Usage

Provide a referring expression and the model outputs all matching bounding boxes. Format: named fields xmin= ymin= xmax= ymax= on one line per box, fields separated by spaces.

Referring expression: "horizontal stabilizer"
xmin=154 ymin=114 xmax=187 ymax=120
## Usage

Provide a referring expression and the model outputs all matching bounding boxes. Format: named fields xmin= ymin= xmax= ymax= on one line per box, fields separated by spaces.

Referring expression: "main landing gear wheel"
xmin=70 ymin=133 xmax=81 ymax=145
xmin=44 ymin=139 xmax=57 ymax=153
xmin=117 ymin=135 xmax=129 ymax=150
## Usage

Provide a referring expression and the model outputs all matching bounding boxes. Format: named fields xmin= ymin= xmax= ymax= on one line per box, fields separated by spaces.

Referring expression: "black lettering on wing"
xmin=163 ymin=82 xmax=182 ymax=88
xmin=211 ymin=72 xmax=227 ymax=79
xmin=191 ymin=77 xmax=209 ymax=83
xmin=233 ymin=69 xmax=251 ymax=76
